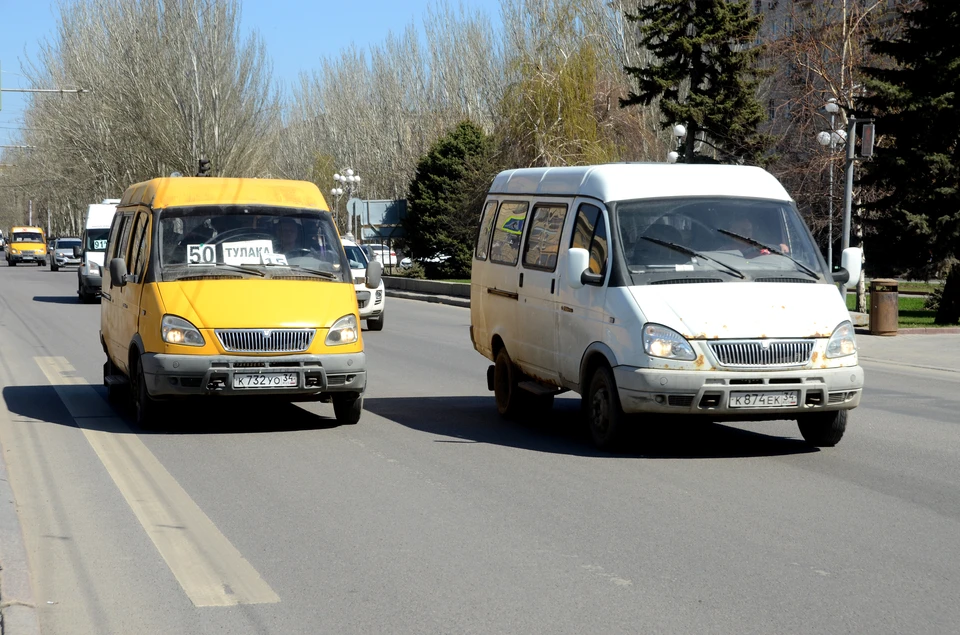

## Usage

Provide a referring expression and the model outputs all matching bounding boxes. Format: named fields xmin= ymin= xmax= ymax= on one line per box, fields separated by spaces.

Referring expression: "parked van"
xmin=5 ymin=226 xmax=47 ymax=266
xmin=470 ymin=164 xmax=863 ymax=449
xmin=100 ymin=177 xmax=382 ymax=427
xmin=77 ymin=199 xmax=120 ymax=302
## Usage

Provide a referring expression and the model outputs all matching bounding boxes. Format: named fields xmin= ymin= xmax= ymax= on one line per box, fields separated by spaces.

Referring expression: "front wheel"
xmin=585 ymin=365 xmax=627 ymax=450
xmin=367 ymin=312 xmax=384 ymax=331
xmin=797 ymin=410 xmax=847 ymax=447
xmin=133 ymin=358 xmax=163 ymax=429
xmin=51 ymin=261 xmax=59 ymax=272
xmin=332 ymin=392 xmax=362 ymax=425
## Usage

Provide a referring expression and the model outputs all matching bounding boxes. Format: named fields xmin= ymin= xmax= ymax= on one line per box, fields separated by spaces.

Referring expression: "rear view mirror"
xmin=837 ymin=247 xmax=862 ymax=290
xmin=365 ymin=259 xmax=383 ymax=289
xmin=73 ymin=246 xmax=83 ymax=258
xmin=566 ymin=248 xmax=590 ymax=289
xmin=109 ymin=258 xmax=128 ymax=287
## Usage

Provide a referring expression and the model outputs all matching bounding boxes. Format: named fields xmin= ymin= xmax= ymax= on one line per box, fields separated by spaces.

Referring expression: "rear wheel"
xmin=585 ymin=365 xmax=626 ymax=450
xmin=333 ymin=392 xmax=363 ymax=425
xmin=797 ymin=410 xmax=847 ymax=447
xmin=367 ymin=312 xmax=384 ymax=331
xmin=493 ymin=347 xmax=526 ymax=418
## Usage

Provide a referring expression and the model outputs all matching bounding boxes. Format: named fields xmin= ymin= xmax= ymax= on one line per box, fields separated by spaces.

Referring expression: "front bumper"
xmin=355 ymin=286 xmax=385 ymax=319
xmin=8 ymin=253 xmax=44 ymax=263
xmin=140 ymin=352 xmax=367 ymax=397
xmin=614 ymin=365 xmax=864 ymax=418
xmin=55 ymin=255 xmax=81 ymax=266
xmin=81 ymin=272 xmax=102 ymax=291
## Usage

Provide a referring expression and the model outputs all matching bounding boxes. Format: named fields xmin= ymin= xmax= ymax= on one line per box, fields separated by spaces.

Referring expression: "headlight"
xmin=161 ymin=315 xmax=205 ymax=346
xmin=325 ymin=314 xmax=358 ymax=346
xmin=642 ymin=323 xmax=697 ymax=361
xmin=10 ymin=248 xmax=19 ymax=254
xmin=826 ymin=321 xmax=857 ymax=358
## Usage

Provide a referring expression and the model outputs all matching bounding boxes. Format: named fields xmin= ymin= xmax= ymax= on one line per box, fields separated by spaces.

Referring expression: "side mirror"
xmin=836 ymin=247 xmax=862 ymax=290
xmin=365 ymin=259 xmax=383 ymax=289
xmin=566 ymin=247 xmax=590 ymax=290
xmin=109 ymin=258 xmax=128 ymax=287
xmin=73 ymin=246 xmax=83 ymax=258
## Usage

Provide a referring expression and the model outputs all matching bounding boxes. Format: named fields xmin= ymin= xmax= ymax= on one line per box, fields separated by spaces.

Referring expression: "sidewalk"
xmin=855 ymin=332 xmax=960 ymax=373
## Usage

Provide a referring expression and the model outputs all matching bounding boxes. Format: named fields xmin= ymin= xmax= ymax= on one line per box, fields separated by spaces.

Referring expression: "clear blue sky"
xmin=0 ymin=0 xmax=501 ymax=146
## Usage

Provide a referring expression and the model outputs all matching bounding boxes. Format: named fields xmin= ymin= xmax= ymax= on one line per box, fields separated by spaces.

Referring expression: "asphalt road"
xmin=0 ymin=263 xmax=958 ymax=635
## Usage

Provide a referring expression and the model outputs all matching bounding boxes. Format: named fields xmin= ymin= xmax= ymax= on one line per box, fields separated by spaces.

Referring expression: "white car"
xmin=366 ymin=243 xmax=399 ymax=267
xmin=343 ymin=239 xmax=385 ymax=330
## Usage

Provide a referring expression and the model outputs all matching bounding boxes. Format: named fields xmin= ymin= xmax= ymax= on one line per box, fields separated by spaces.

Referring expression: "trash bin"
xmin=869 ymin=279 xmax=898 ymax=336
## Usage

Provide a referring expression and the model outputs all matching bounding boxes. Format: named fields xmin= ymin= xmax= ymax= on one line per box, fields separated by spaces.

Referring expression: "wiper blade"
xmin=287 ymin=265 xmax=339 ymax=280
xmin=640 ymin=236 xmax=745 ymax=279
xmin=717 ymin=230 xmax=819 ymax=279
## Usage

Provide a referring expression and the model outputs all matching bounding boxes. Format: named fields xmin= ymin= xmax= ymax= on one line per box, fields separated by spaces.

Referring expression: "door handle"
xmin=519 ymin=272 xmax=524 ymax=288
xmin=561 ymin=305 xmax=574 ymax=313
xmin=550 ymin=279 xmax=555 ymax=294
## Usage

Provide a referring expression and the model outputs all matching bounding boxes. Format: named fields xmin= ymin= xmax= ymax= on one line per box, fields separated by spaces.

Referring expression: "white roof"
xmin=488 ymin=163 xmax=792 ymax=203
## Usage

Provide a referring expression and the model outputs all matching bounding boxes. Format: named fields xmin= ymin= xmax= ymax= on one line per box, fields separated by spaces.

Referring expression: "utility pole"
xmin=1 ymin=60 xmax=87 ymax=111
xmin=28 ymin=199 xmax=32 ymax=225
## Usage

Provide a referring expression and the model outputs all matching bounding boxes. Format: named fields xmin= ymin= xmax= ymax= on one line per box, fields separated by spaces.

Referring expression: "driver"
xmin=724 ymin=216 xmax=789 ymax=256
xmin=277 ymin=217 xmax=304 ymax=256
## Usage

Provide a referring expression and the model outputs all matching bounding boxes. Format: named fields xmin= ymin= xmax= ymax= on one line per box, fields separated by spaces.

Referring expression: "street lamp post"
xmin=817 ymin=98 xmax=841 ymax=272
xmin=332 ymin=168 xmax=361 ymax=237
xmin=667 ymin=124 xmax=685 ymax=163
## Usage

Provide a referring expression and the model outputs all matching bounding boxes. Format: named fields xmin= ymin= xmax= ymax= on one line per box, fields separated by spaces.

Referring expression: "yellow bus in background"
xmin=5 ymin=226 xmax=48 ymax=267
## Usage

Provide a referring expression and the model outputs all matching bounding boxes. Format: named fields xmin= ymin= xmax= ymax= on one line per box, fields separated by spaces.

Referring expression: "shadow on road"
xmin=2 ymin=384 xmax=342 ymax=435
xmin=364 ymin=395 xmax=818 ymax=459
xmin=32 ymin=295 xmax=82 ymax=304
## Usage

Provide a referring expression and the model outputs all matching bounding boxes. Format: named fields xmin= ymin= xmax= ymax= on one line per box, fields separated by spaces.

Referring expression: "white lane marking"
xmin=35 ymin=356 xmax=280 ymax=607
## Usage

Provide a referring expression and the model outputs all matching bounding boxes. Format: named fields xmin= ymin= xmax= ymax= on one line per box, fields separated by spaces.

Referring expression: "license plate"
xmin=729 ymin=390 xmax=799 ymax=408
xmin=233 ymin=372 xmax=298 ymax=389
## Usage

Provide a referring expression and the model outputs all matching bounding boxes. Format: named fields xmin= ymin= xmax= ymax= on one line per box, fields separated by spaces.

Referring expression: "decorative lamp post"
xmin=817 ymin=97 xmax=842 ymax=272
xmin=332 ymin=169 xmax=361 ymax=236
xmin=668 ymin=124 xmax=686 ymax=163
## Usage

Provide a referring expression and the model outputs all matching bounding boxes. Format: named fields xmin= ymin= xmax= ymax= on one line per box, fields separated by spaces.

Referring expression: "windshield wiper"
xmin=717 ymin=230 xmax=820 ymax=279
xmin=285 ymin=265 xmax=340 ymax=280
xmin=640 ymin=236 xmax=745 ymax=279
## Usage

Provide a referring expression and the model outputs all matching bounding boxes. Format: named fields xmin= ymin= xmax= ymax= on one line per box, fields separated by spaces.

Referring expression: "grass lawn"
xmin=895 ymin=281 xmax=941 ymax=294
xmin=845 ymin=293 xmax=950 ymax=327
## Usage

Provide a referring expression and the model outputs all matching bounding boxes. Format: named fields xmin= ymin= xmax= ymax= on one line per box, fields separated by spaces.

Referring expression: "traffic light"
xmin=197 ymin=157 xmax=211 ymax=177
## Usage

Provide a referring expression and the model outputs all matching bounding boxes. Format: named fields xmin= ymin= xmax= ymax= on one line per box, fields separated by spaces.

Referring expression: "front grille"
xmin=667 ymin=395 xmax=695 ymax=407
xmin=709 ymin=340 xmax=814 ymax=368
xmin=215 ymin=329 xmax=315 ymax=353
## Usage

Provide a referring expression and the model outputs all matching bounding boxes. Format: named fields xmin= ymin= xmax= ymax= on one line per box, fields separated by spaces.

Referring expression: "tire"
xmin=8 ymin=260 xmax=15 ymax=267
xmin=493 ymin=347 xmax=526 ymax=418
xmin=51 ymin=261 xmax=59 ymax=272
xmin=37 ymin=260 xmax=44 ymax=267
xmin=797 ymin=409 xmax=847 ymax=447
xmin=585 ymin=365 xmax=627 ymax=450
xmin=333 ymin=392 xmax=363 ymax=425
xmin=367 ymin=312 xmax=384 ymax=331
xmin=104 ymin=359 xmax=125 ymax=403
xmin=133 ymin=357 xmax=163 ymax=429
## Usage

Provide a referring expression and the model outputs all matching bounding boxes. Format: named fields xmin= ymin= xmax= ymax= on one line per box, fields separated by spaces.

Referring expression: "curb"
xmin=0 ymin=449 xmax=40 ymax=635
xmin=385 ymin=289 xmax=470 ymax=309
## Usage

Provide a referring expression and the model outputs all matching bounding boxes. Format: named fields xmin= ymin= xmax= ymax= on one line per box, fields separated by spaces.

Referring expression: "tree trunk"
xmin=935 ymin=268 xmax=960 ymax=325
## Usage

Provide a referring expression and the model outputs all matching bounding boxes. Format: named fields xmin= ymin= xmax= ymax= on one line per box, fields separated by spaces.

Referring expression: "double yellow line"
xmin=35 ymin=356 xmax=280 ymax=607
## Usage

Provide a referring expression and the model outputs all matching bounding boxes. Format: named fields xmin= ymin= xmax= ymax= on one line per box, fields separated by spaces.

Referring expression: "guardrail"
xmin=382 ymin=276 xmax=470 ymax=298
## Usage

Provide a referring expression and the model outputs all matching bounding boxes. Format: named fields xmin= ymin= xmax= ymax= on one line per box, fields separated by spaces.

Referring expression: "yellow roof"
xmin=119 ymin=177 xmax=329 ymax=211
xmin=11 ymin=226 xmax=44 ymax=233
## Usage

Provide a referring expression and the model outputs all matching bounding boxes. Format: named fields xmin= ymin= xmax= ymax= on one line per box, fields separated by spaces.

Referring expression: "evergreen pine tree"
xmin=402 ymin=121 xmax=493 ymax=279
xmin=621 ymin=0 xmax=769 ymax=164
xmin=860 ymin=2 xmax=960 ymax=324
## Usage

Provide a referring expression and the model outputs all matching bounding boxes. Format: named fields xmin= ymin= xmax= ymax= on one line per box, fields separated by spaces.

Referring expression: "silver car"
xmin=50 ymin=237 xmax=82 ymax=272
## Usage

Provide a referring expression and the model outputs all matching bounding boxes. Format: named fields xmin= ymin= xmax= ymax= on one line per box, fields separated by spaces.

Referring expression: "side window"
xmin=129 ymin=212 xmax=150 ymax=278
xmin=107 ymin=213 xmax=128 ymax=260
xmin=114 ymin=213 xmax=135 ymax=265
xmin=571 ymin=203 xmax=608 ymax=276
xmin=489 ymin=201 xmax=528 ymax=266
xmin=475 ymin=200 xmax=499 ymax=261
xmin=522 ymin=204 xmax=567 ymax=271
